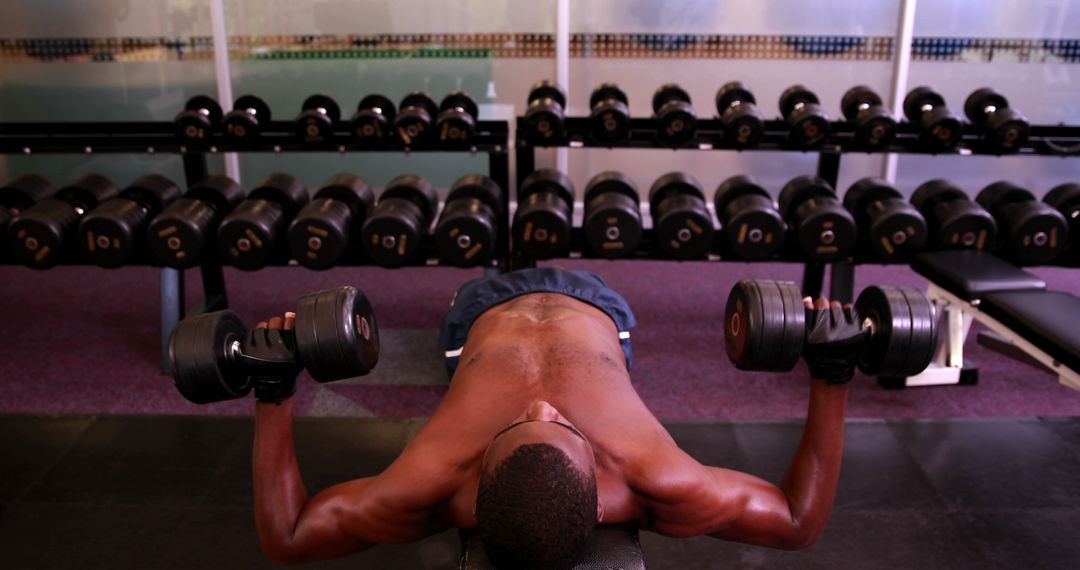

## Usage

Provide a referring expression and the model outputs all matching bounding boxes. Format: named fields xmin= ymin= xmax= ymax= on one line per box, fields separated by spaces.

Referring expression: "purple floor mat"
xmin=1 ymin=260 xmax=1078 ymax=419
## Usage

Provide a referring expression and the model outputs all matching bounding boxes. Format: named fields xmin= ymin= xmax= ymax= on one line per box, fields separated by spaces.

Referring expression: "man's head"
xmin=475 ymin=401 xmax=601 ymax=570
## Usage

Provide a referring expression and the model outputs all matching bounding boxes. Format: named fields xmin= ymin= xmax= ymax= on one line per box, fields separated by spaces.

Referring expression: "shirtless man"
xmin=249 ymin=268 xmax=860 ymax=569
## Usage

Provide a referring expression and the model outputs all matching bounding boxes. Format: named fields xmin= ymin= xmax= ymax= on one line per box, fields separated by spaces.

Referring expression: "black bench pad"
xmin=981 ymin=290 xmax=1080 ymax=373
xmin=912 ymin=251 xmax=1046 ymax=301
xmin=459 ymin=524 xmax=645 ymax=569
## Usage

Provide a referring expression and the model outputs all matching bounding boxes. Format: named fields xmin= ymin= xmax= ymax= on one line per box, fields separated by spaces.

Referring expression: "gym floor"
xmin=2 ymin=414 xmax=1079 ymax=569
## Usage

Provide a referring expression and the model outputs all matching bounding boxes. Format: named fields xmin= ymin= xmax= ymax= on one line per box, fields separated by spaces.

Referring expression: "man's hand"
xmin=801 ymin=298 xmax=865 ymax=385
xmin=248 ymin=312 xmax=303 ymax=405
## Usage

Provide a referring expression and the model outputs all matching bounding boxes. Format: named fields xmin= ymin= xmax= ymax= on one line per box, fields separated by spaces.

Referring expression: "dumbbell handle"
xmin=233 ymin=328 xmax=303 ymax=377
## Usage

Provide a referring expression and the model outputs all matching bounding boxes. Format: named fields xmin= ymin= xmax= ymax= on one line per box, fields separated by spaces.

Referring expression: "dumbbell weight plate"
xmin=169 ymin=310 xmax=250 ymax=404
xmin=855 ymin=286 xmax=937 ymax=377
xmin=724 ymin=279 xmax=805 ymax=372
xmin=294 ymin=286 xmax=379 ymax=382
xmin=963 ymin=88 xmax=1009 ymax=125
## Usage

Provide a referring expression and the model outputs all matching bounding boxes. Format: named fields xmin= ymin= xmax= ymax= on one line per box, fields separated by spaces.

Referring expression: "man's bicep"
xmin=700 ymin=466 xmax=806 ymax=549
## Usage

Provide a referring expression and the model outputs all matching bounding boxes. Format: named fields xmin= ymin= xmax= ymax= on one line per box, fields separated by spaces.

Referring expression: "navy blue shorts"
xmin=438 ymin=268 xmax=637 ymax=378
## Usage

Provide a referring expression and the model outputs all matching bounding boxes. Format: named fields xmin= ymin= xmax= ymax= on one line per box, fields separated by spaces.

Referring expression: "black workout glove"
xmin=243 ymin=327 xmax=303 ymax=405
xmin=802 ymin=303 xmax=866 ymax=385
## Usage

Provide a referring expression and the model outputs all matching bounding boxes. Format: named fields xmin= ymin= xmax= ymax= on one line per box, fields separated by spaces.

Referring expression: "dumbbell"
xmin=437 ymin=92 xmax=479 ymax=146
xmin=361 ymin=175 xmax=438 ymax=267
xmin=649 ymin=172 xmax=714 ymax=260
xmin=652 ymin=84 xmax=697 ymax=145
xmin=778 ymin=176 xmax=856 ymax=262
xmin=174 ymin=95 xmax=223 ymax=144
xmin=1 ymin=174 xmax=57 ymax=218
xmin=589 ymin=83 xmax=631 ymax=144
xmin=840 ymin=86 xmax=897 ymax=150
xmin=843 ymin=177 xmax=928 ymax=262
xmin=169 ymin=285 xmax=379 ymax=404
xmin=78 ymin=174 xmax=182 ymax=267
xmin=513 ymin=169 xmax=574 ymax=260
xmin=724 ymin=279 xmax=938 ymax=378
xmin=222 ymin=95 xmax=271 ymax=142
xmin=713 ymin=175 xmax=786 ymax=261
xmin=287 ymin=174 xmax=374 ymax=270
xmin=1044 ymin=183 xmax=1080 ymax=263
xmin=394 ymin=92 xmax=439 ymax=146
xmin=147 ymin=175 xmax=244 ymax=268
xmin=583 ymin=172 xmax=642 ymax=259
xmin=217 ymin=173 xmax=309 ymax=270
xmin=779 ymin=85 xmax=829 ymax=148
xmin=295 ymin=94 xmax=341 ymax=144
xmin=350 ymin=94 xmax=396 ymax=146
xmin=976 ymin=181 xmax=1068 ymax=265
xmin=910 ymin=179 xmax=997 ymax=251
xmin=964 ymin=88 xmax=1029 ymax=153
xmin=523 ymin=80 xmax=567 ymax=143
xmin=435 ymin=174 xmax=503 ymax=267
xmin=715 ymin=81 xmax=765 ymax=149
xmin=7 ymin=174 xmax=118 ymax=269
xmin=0 ymin=175 xmax=57 ymax=256
xmin=902 ymin=86 xmax=963 ymax=151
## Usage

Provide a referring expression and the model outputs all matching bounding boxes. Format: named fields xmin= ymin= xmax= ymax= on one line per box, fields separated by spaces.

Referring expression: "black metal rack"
xmin=1 ymin=119 xmax=512 ymax=371
xmin=514 ymin=116 xmax=1080 ymax=303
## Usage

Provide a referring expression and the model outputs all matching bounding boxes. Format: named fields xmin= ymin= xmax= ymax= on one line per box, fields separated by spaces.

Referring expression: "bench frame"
xmin=898 ymin=283 xmax=1080 ymax=391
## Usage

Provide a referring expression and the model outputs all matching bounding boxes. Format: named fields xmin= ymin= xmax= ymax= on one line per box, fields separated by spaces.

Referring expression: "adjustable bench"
xmin=459 ymin=524 xmax=646 ymax=569
xmin=906 ymin=250 xmax=1080 ymax=391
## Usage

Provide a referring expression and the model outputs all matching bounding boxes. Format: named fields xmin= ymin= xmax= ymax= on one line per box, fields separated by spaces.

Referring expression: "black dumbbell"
xmin=649 ymin=172 xmax=714 ymax=260
xmin=715 ymin=81 xmax=765 ymax=149
xmin=583 ymin=171 xmax=642 ymax=259
xmin=843 ymin=177 xmax=928 ymax=262
xmin=147 ymin=175 xmax=244 ymax=269
xmin=435 ymin=174 xmax=503 ymax=267
xmin=169 ymin=285 xmax=379 ymax=404
xmin=295 ymin=94 xmax=340 ymax=144
xmin=903 ymin=86 xmax=963 ymax=151
xmin=287 ymin=174 xmax=375 ymax=270
xmin=840 ymin=86 xmax=897 ymax=150
xmin=394 ymin=92 xmax=439 ymax=147
xmin=78 ymin=174 xmax=182 ymax=267
xmin=714 ymin=175 xmax=786 ymax=261
xmin=1 ymin=174 xmax=57 ymax=218
xmin=910 ymin=179 xmax=997 ymax=251
xmin=779 ymin=85 xmax=829 ymax=148
xmin=437 ymin=92 xmax=479 ymax=146
xmin=652 ymin=84 xmax=697 ymax=145
xmin=7 ymin=174 xmax=118 ymax=269
xmin=218 ymin=173 xmax=309 ymax=270
xmin=589 ymin=83 xmax=631 ymax=144
xmin=778 ymin=176 xmax=856 ymax=262
xmin=174 ymin=95 xmax=223 ymax=144
xmin=222 ymin=95 xmax=271 ymax=142
xmin=513 ymin=169 xmax=574 ymax=260
xmin=361 ymin=175 xmax=438 ymax=267
xmin=524 ymin=80 xmax=567 ymax=143
xmin=724 ymin=279 xmax=938 ymax=378
xmin=0 ymin=175 xmax=56 ymax=256
xmin=1044 ymin=183 xmax=1080 ymax=263
xmin=351 ymin=94 xmax=396 ymax=146
xmin=964 ymin=88 xmax=1029 ymax=153
xmin=976 ymin=181 xmax=1068 ymax=265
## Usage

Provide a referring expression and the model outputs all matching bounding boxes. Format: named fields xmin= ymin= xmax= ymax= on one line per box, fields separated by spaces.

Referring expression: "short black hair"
xmin=476 ymin=443 xmax=597 ymax=570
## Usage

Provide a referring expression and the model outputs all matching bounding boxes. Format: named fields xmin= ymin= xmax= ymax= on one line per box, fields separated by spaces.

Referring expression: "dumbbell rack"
xmin=1 ymin=119 xmax=512 ymax=371
xmin=514 ymin=116 xmax=1080 ymax=301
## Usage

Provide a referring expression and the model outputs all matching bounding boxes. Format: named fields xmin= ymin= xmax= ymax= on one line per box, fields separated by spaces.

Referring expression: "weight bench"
xmin=459 ymin=524 xmax=646 ymax=569
xmin=904 ymin=250 xmax=1080 ymax=391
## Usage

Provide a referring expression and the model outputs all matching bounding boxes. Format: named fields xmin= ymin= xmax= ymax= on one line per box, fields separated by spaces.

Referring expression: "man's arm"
xmin=253 ymin=399 xmax=449 ymax=564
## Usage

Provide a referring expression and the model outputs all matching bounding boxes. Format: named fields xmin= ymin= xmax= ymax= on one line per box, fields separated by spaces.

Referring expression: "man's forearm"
xmin=253 ymin=400 xmax=308 ymax=560
xmin=779 ymin=379 xmax=848 ymax=547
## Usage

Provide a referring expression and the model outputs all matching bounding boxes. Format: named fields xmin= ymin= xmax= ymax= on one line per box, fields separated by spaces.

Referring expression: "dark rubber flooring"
xmin=3 ymin=414 xmax=1080 ymax=570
